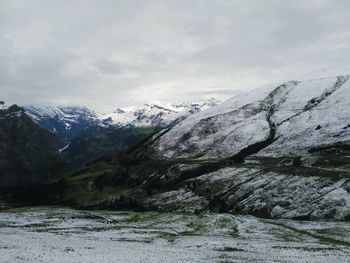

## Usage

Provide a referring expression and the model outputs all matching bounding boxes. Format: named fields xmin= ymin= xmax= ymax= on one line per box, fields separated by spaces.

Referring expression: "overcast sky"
xmin=1 ymin=0 xmax=350 ymax=112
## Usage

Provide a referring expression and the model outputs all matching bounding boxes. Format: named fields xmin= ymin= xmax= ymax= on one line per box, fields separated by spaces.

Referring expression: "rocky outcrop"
xmin=0 ymin=105 xmax=61 ymax=187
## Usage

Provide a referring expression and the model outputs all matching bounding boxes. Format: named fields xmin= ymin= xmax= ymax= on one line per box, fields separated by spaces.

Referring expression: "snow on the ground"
xmin=0 ymin=207 xmax=349 ymax=262
xmin=261 ymin=76 xmax=350 ymax=156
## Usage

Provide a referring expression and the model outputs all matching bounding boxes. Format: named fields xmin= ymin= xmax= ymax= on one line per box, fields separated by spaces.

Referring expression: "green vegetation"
xmin=61 ymin=126 xmax=157 ymax=167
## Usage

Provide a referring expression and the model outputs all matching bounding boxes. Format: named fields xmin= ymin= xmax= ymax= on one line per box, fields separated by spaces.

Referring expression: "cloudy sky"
xmin=1 ymin=0 xmax=350 ymax=112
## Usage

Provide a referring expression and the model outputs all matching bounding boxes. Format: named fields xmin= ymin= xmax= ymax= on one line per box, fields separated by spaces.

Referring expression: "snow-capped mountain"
xmin=24 ymin=106 xmax=100 ymax=147
xmin=101 ymin=98 xmax=220 ymax=127
xmin=24 ymin=99 xmax=220 ymax=148
xmin=154 ymin=75 xmax=350 ymax=159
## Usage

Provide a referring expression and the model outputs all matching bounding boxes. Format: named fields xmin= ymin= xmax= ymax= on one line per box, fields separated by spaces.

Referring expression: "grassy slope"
xmin=61 ymin=126 xmax=157 ymax=168
xmin=58 ymin=147 xmax=350 ymax=211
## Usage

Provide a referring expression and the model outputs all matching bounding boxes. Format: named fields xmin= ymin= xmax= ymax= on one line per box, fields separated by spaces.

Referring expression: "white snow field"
xmin=0 ymin=207 xmax=349 ymax=262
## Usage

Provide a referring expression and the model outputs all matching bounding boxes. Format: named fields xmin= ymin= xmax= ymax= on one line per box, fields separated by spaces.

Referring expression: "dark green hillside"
xmin=0 ymin=105 xmax=62 ymax=187
xmin=61 ymin=126 xmax=157 ymax=168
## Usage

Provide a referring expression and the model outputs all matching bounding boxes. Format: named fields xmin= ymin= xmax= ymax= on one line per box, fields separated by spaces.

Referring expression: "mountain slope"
xmin=24 ymin=106 xmax=100 ymax=148
xmin=0 ymin=105 xmax=61 ymax=187
xmin=57 ymin=75 xmax=350 ymax=221
xmin=153 ymin=76 xmax=350 ymax=160
xmin=61 ymin=126 xmax=157 ymax=167
xmin=24 ymin=99 xmax=220 ymax=149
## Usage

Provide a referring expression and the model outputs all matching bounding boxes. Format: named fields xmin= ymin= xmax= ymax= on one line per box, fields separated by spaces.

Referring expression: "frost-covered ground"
xmin=0 ymin=207 xmax=349 ymax=262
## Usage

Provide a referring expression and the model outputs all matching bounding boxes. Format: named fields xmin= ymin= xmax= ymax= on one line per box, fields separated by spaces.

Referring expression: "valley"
xmin=3 ymin=1 xmax=350 ymax=261
xmin=1 ymin=75 xmax=350 ymax=221
xmin=1 ymin=75 xmax=350 ymax=261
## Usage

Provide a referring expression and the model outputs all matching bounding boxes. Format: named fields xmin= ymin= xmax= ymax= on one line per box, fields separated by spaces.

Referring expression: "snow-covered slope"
xmin=101 ymin=99 xmax=220 ymax=127
xmin=24 ymin=106 xmax=100 ymax=147
xmin=154 ymin=75 xmax=350 ymax=159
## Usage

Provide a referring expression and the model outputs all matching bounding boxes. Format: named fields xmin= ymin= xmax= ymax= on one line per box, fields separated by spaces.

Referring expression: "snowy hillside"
xmin=111 ymin=74 xmax=349 ymax=220
xmin=154 ymin=75 xmax=350 ymax=159
xmin=101 ymin=99 xmax=220 ymax=127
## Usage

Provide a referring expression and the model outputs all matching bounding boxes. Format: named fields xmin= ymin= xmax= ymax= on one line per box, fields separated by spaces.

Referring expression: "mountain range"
xmin=55 ymin=74 xmax=350 ymax=220
xmin=24 ymin=99 xmax=220 ymax=148
xmin=101 ymin=99 xmax=220 ymax=127
xmin=1 ymin=75 xmax=350 ymax=221
xmin=24 ymin=106 xmax=101 ymax=148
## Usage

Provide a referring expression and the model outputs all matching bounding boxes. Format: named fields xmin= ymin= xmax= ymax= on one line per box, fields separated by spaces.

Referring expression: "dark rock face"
xmin=0 ymin=105 xmax=61 ymax=187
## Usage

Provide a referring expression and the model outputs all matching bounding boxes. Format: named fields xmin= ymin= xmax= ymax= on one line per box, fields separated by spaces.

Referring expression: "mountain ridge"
xmin=53 ymin=74 xmax=350 ymax=221
xmin=23 ymin=98 xmax=220 ymax=147
xmin=152 ymin=75 xmax=350 ymax=160
xmin=100 ymin=98 xmax=220 ymax=127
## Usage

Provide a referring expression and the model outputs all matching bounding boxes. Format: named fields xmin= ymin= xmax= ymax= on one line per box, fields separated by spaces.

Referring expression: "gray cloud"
xmin=0 ymin=0 xmax=350 ymax=112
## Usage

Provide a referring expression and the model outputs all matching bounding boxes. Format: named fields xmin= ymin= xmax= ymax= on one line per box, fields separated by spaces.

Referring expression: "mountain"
xmin=61 ymin=100 xmax=219 ymax=167
xmin=58 ymin=75 xmax=350 ymax=221
xmin=101 ymin=99 xmax=220 ymax=127
xmin=23 ymin=100 xmax=220 ymax=166
xmin=24 ymin=99 xmax=220 ymax=149
xmin=24 ymin=106 xmax=101 ymax=148
xmin=153 ymin=76 xmax=350 ymax=160
xmin=0 ymin=105 xmax=61 ymax=187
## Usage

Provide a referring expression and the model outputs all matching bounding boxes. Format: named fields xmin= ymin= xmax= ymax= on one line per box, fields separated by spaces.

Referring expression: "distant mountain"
xmin=22 ymin=99 xmax=219 ymax=167
xmin=24 ymin=99 xmax=220 ymax=148
xmin=24 ymin=106 xmax=101 ymax=148
xmin=0 ymin=105 xmax=61 ymax=187
xmin=101 ymin=99 xmax=220 ymax=127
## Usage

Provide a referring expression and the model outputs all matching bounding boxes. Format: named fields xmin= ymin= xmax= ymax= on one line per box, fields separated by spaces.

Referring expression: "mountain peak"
xmin=24 ymin=105 xmax=101 ymax=147
xmin=102 ymin=99 xmax=220 ymax=128
xmin=23 ymin=99 xmax=220 ymax=146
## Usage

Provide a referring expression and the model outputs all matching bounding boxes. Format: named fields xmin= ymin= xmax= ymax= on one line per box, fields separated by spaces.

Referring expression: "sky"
xmin=1 ymin=0 xmax=350 ymax=112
